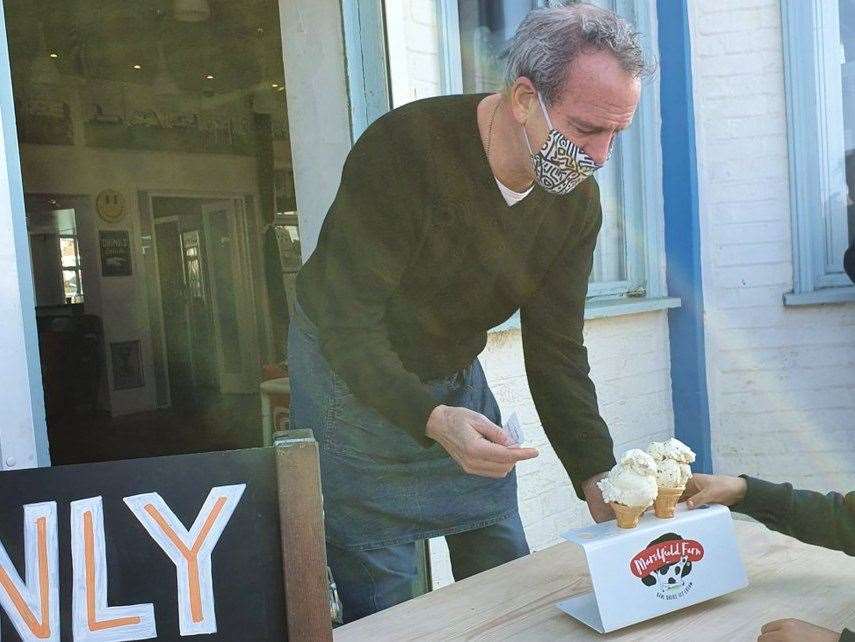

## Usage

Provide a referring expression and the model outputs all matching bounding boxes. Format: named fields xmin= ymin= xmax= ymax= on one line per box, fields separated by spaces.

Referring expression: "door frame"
xmin=153 ymin=214 xmax=198 ymax=392
xmin=200 ymin=199 xmax=256 ymax=394
xmin=143 ymin=190 xmax=261 ymax=407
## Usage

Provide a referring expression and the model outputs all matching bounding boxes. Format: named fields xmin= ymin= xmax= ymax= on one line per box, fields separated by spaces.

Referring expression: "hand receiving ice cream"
xmin=648 ymin=438 xmax=696 ymax=518
xmin=597 ymin=449 xmax=659 ymax=528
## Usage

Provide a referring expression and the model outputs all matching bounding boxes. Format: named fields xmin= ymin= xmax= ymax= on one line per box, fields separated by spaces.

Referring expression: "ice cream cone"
xmin=654 ymin=486 xmax=684 ymax=518
xmin=610 ymin=502 xmax=647 ymax=528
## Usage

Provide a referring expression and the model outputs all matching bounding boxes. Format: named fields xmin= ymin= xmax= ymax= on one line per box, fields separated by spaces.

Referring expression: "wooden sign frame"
xmin=0 ymin=432 xmax=332 ymax=640
xmin=275 ymin=430 xmax=334 ymax=641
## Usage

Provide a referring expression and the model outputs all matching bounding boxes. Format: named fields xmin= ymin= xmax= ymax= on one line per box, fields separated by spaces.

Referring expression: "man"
xmin=686 ymin=474 xmax=854 ymax=642
xmin=289 ymin=3 xmax=648 ymax=622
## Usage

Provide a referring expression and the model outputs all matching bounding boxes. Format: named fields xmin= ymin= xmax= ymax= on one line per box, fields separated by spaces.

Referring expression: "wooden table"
xmin=334 ymin=519 xmax=854 ymax=641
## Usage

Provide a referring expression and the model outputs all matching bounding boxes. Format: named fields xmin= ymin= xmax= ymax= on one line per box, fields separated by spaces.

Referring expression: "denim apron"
xmin=287 ymin=301 xmax=519 ymax=551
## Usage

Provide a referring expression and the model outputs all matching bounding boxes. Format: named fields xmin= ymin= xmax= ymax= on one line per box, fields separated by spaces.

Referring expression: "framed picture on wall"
xmin=110 ymin=340 xmax=144 ymax=390
xmin=99 ymin=230 xmax=133 ymax=277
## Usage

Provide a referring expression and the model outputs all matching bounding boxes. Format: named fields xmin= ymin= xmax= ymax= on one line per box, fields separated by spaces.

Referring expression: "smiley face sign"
xmin=96 ymin=189 xmax=125 ymax=223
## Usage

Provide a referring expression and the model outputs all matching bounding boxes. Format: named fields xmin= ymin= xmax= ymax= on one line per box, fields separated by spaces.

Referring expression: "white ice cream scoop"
xmin=597 ymin=449 xmax=659 ymax=508
xmin=655 ymin=458 xmax=692 ymax=488
xmin=648 ymin=438 xmax=696 ymax=464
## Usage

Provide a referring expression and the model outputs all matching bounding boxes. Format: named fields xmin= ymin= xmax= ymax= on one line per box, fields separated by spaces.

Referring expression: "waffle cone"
xmin=654 ymin=486 xmax=685 ymax=518
xmin=609 ymin=502 xmax=647 ymax=529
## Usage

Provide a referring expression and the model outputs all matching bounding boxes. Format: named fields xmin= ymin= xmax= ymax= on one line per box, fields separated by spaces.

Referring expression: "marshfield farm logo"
xmin=630 ymin=533 xmax=705 ymax=601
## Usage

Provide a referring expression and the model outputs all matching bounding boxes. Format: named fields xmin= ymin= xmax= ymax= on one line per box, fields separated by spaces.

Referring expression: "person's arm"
xmin=686 ymin=473 xmax=855 ymax=556
xmin=842 ymin=628 xmax=855 ymax=642
xmin=733 ymin=476 xmax=855 ymax=556
xmin=519 ymin=180 xmax=616 ymax=501
xmin=304 ymin=117 xmax=439 ymax=446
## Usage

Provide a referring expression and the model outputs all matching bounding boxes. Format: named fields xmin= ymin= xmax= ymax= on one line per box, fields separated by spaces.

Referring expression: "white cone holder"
xmin=557 ymin=503 xmax=748 ymax=633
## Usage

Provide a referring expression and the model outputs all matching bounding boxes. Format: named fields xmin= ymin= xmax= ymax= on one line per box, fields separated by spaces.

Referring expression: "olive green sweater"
xmin=296 ymin=93 xmax=616 ymax=498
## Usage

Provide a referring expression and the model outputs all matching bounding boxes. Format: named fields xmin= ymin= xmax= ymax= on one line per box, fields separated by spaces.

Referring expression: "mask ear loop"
xmin=522 ymin=123 xmax=535 ymax=156
xmin=523 ymin=90 xmax=551 ymax=155
xmin=537 ymin=92 xmax=555 ymax=131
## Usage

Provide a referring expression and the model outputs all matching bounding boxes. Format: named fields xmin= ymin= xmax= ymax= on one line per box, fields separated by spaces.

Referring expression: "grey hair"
xmin=503 ymin=1 xmax=654 ymax=105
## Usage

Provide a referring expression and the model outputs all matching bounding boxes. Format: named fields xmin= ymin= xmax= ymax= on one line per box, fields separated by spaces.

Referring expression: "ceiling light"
xmin=132 ymin=64 xmax=142 ymax=70
xmin=49 ymin=52 xmax=59 ymax=59
xmin=174 ymin=0 xmax=210 ymax=22
xmin=204 ymin=74 xmax=214 ymax=80
xmin=271 ymin=83 xmax=279 ymax=88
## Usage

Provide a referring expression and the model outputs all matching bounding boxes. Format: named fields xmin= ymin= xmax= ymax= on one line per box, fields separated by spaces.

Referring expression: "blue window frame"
xmin=342 ymin=0 xmax=669 ymax=307
xmin=781 ymin=0 xmax=855 ymax=305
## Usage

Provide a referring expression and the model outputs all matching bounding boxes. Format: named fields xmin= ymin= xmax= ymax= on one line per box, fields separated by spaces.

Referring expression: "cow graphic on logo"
xmin=630 ymin=533 xmax=705 ymax=601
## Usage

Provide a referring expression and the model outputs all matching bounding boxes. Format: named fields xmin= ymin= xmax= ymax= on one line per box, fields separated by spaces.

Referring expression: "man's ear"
xmin=509 ymin=78 xmax=537 ymax=125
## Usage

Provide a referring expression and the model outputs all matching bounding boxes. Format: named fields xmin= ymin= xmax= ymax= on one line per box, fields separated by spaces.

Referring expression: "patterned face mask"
xmin=522 ymin=92 xmax=609 ymax=195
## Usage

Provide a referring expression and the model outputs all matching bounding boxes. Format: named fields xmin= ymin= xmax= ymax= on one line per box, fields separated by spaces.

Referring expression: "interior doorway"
xmin=149 ymin=195 xmax=260 ymax=406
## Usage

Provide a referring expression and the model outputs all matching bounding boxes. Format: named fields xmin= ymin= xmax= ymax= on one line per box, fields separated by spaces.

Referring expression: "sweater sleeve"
xmin=519 ymin=181 xmax=616 ymax=500
xmin=304 ymin=118 xmax=439 ymax=446
xmin=841 ymin=629 xmax=855 ymax=642
xmin=733 ymin=476 xmax=855 ymax=556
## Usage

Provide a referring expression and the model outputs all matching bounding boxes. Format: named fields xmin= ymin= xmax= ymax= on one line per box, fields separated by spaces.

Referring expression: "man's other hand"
xmin=582 ymin=472 xmax=613 ymax=523
xmin=426 ymin=405 xmax=539 ymax=478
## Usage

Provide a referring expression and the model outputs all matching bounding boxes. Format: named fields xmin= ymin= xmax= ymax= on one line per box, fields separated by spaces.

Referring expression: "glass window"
xmin=59 ymin=235 xmax=83 ymax=300
xmin=842 ymin=0 xmax=855 ymax=250
xmin=782 ymin=0 xmax=854 ymax=299
xmin=59 ymin=236 xmax=79 ymax=268
xmin=7 ymin=0 xmax=300 ymax=463
xmin=382 ymin=0 xmax=657 ymax=296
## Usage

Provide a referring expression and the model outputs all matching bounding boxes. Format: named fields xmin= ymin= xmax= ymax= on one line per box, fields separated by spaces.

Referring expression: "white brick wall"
xmin=430 ymin=311 xmax=675 ymax=588
xmin=385 ymin=0 xmax=445 ymax=106
xmin=690 ymin=0 xmax=855 ymax=495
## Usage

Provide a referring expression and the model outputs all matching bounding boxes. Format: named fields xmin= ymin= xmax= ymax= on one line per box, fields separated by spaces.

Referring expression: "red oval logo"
xmin=630 ymin=539 xmax=705 ymax=577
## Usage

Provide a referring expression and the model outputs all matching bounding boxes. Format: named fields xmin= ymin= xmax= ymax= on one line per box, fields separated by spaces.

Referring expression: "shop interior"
xmin=7 ymin=0 xmax=299 ymax=464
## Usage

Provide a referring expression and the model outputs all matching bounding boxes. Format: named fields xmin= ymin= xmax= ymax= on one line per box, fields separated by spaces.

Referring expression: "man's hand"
xmin=683 ymin=473 xmax=747 ymax=509
xmin=581 ymin=472 xmax=613 ymax=523
xmin=426 ymin=405 xmax=539 ymax=478
xmin=758 ymin=619 xmax=841 ymax=642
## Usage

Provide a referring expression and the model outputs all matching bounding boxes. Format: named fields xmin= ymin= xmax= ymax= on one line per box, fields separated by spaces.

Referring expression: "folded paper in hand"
xmin=503 ymin=412 xmax=524 ymax=445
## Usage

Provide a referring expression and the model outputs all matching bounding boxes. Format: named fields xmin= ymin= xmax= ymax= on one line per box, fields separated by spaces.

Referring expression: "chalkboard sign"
xmin=0 ymin=434 xmax=332 ymax=641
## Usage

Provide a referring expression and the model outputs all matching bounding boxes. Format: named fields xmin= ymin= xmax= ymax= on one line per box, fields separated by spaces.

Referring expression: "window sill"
xmin=489 ymin=296 xmax=682 ymax=333
xmin=783 ymin=286 xmax=855 ymax=307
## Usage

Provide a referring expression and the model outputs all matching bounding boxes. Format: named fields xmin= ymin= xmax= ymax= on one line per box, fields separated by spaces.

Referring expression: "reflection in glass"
xmin=7 ymin=0 xmax=299 ymax=464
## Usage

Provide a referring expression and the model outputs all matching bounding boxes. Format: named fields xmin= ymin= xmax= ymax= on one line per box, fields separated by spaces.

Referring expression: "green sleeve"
xmin=305 ymin=116 xmax=439 ymax=445
xmin=733 ymin=475 xmax=855 ymax=556
xmin=520 ymin=180 xmax=616 ymax=500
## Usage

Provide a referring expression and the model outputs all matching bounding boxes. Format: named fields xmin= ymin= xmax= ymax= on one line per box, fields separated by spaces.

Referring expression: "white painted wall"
xmin=279 ymin=0 xmax=354 ymax=262
xmin=689 ymin=0 xmax=855 ymax=493
xmin=385 ymin=0 xmax=445 ymax=106
xmin=0 ymin=37 xmax=51 ymax=468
